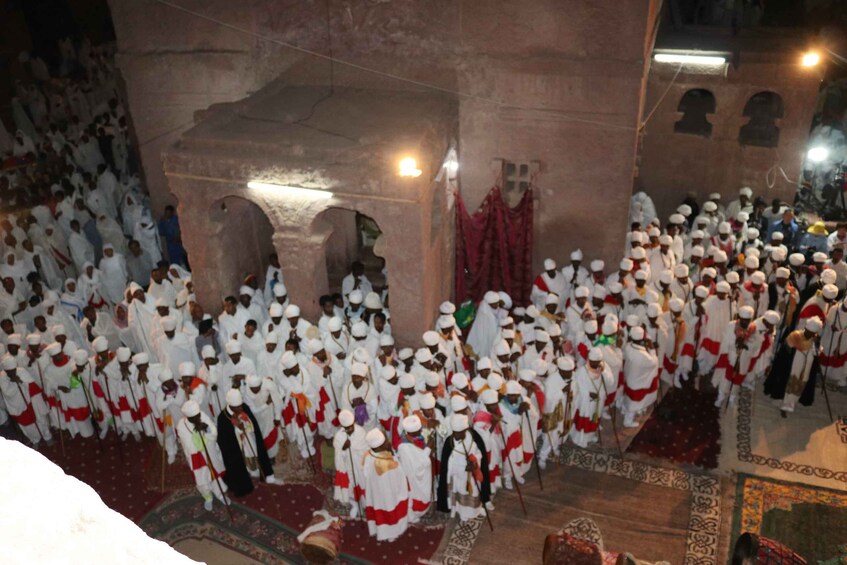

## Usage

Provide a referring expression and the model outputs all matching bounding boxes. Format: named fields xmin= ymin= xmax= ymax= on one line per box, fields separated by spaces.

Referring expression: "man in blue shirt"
xmin=768 ymin=207 xmax=799 ymax=248
xmin=158 ymin=205 xmax=188 ymax=267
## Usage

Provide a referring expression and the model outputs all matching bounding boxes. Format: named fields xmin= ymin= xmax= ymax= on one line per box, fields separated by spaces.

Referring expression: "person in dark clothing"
xmin=216 ymin=389 xmax=283 ymax=496
xmin=437 ymin=413 xmax=491 ymax=519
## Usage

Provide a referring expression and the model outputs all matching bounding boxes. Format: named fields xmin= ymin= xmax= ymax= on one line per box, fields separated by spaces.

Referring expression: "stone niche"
xmin=163 ymin=80 xmax=457 ymax=345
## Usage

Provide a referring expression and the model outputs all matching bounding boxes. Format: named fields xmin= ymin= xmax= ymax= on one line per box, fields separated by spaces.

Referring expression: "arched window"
xmin=674 ymin=89 xmax=716 ymax=137
xmin=739 ymin=91 xmax=783 ymax=148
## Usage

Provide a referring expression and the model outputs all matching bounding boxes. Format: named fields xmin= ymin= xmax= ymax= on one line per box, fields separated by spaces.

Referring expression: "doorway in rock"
xmin=208 ymin=195 xmax=277 ymax=298
xmin=319 ymin=207 xmax=386 ymax=304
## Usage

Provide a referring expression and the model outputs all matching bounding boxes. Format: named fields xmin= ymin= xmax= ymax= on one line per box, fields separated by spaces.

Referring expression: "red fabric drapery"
xmin=455 ymin=186 xmax=534 ymax=306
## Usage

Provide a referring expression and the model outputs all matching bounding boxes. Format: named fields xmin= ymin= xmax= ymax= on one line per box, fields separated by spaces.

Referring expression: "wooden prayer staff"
xmin=598 ymin=374 xmax=624 ymax=460
xmin=79 ymin=376 xmax=105 ymax=452
xmin=523 ymin=412 xmax=544 ymax=491
xmin=496 ymin=425 xmax=526 ymax=517
xmin=347 ymin=448 xmax=365 ymax=518
xmin=464 ymin=451 xmax=494 ymax=532
xmin=198 ymin=429 xmax=235 ymax=524
xmin=291 ymin=397 xmax=317 ymax=474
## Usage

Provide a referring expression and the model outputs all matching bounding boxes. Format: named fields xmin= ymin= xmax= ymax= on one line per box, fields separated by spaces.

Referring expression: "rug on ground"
xmin=731 ymin=474 xmax=847 ymax=564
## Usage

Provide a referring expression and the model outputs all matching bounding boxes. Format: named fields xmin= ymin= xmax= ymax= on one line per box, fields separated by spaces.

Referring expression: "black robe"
xmin=763 ymin=339 xmax=818 ymax=407
xmin=216 ymin=405 xmax=274 ymax=496
xmin=436 ymin=428 xmax=490 ymax=513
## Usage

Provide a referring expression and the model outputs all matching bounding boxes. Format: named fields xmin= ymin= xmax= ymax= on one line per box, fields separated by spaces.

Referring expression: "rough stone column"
xmin=272 ymin=228 xmax=330 ymax=321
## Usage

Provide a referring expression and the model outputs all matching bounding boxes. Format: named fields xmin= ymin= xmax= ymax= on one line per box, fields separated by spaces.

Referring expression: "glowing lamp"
xmin=801 ymin=52 xmax=820 ymax=67
xmin=806 ymin=147 xmax=829 ymax=163
xmin=653 ymin=53 xmax=726 ymax=66
xmin=399 ymin=157 xmax=422 ymax=178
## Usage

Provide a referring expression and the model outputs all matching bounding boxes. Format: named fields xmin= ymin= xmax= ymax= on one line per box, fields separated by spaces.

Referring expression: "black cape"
xmin=216 ymin=405 xmax=274 ymax=496
xmin=762 ymin=341 xmax=818 ymax=407
xmin=436 ymin=428 xmax=490 ymax=513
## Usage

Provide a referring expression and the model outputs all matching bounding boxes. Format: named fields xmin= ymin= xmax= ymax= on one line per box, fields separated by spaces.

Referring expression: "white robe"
xmin=361 ymin=449 xmax=409 ymax=541
xmin=622 ymin=343 xmax=659 ymax=416
xmin=332 ymin=425 xmax=368 ymax=509
xmin=176 ymin=414 xmax=227 ymax=502
xmin=397 ymin=439 xmax=432 ymax=523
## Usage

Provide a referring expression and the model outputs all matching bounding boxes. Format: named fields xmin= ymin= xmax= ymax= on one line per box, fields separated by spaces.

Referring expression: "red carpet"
xmin=627 ymin=385 xmax=721 ymax=469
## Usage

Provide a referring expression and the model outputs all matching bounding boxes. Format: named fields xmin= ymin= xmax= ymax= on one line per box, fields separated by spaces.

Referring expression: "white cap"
xmin=740 ymin=186 xmax=753 ymax=197
xmin=588 ymin=347 xmax=603 ymax=362
xmin=477 ymin=357 xmax=492 ymax=370
xmin=691 ymin=245 xmax=704 ymax=257
xmin=772 ymin=232 xmax=784 ymax=241
xmin=713 ymin=250 xmax=728 ymax=263
xmin=440 ymin=301 xmax=456 ymax=315
xmin=366 ymin=428 xmax=386 ymax=449
xmin=419 ymin=392 xmax=436 ymax=409
xmin=669 ymin=213 xmax=685 ymax=224
xmin=160 ymin=368 xmax=174 ymax=382
xmin=239 ymin=285 xmax=253 ymax=297
xmin=647 ymin=303 xmax=661 ymax=317
xmin=738 ymin=306 xmax=755 ymax=319
xmin=557 ymin=356 xmax=575 ymax=371
xmin=364 ymin=292 xmax=382 ymax=309
xmin=691 ymin=230 xmax=705 ymax=239
xmin=535 ymin=329 xmax=550 ymax=343
xmin=51 ymin=325 xmax=66 ymax=337
xmin=269 ymin=303 xmax=284 ymax=317
xmin=422 ymin=331 xmax=439 ymax=346
xmin=505 ymin=381 xmax=522 ymax=395
xmin=669 ymin=298 xmax=684 ymax=312
xmin=450 ymin=395 xmax=468 ymax=411
xmin=487 ymin=373 xmax=504 ymax=391
xmin=328 ymin=316 xmax=343 ymax=331
xmin=764 ymin=310 xmax=781 ymax=325
xmin=590 ymin=260 xmax=605 ymax=272
xmin=570 ymin=249 xmax=584 ymax=261
xmin=695 ymin=286 xmax=709 ymax=298
xmin=337 ymin=409 xmax=354 ymax=427
xmin=246 ymin=374 xmax=262 ymax=388
xmin=379 ymin=334 xmax=395 ymax=347
xmin=789 ymin=253 xmax=806 ymax=267
xmin=403 ymin=415 xmax=422 ymax=433
xmin=746 ymin=228 xmax=760 ymax=239
xmin=265 ymin=331 xmax=280 ymax=345
xmin=45 ymin=343 xmax=62 ymax=357
xmin=575 ymin=286 xmax=590 ymax=298
xmin=178 ymin=362 xmax=195 ymax=377
xmin=450 ymin=414 xmax=469 ymax=432
xmin=92 ymin=336 xmax=109 ymax=353
xmin=518 ymin=369 xmax=535 ymax=382
xmin=659 ymin=270 xmax=673 ymax=285
xmin=161 ymin=316 xmax=177 ymax=332
xmin=659 ymin=234 xmax=673 ymax=246
xmin=823 ymin=284 xmax=839 ymax=300
xmin=822 ymin=270 xmax=838 ymax=285
xmin=750 ymin=271 xmax=765 ymax=285
xmin=273 ymin=283 xmax=288 ymax=297
xmin=399 ymin=373 xmax=416 ymax=388
xmin=352 ymin=362 xmax=368 ymax=377
xmin=181 ymin=401 xmax=200 ymax=418
xmin=806 ymin=316 xmax=823 ymax=333
xmin=608 ymin=282 xmax=623 ymax=294
xmin=26 ymin=333 xmax=41 ymax=346
xmin=813 ymin=252 xmax=828 ymax=263
xmin=744 ymin=256 xmax=759 ymax=269
xmin=284 ymin=304 xmax=301 ymax=318
xmin=225 ymin=340 xmax=241 ymax=354
xmin=678 ymin=204 xmax=692 ymax=216
xmin=630 ymin=326 xmax=645 ymax=341
xmin=776 ymin=267 xmax=790 ymax=279
xmin=716 ymin=281 xmax=731 ymax=293
xmin=718 ymin=222 xmax=731 ymax=234
xmin=201 ymin=345 xmax=216 ymax=359
xmin=226 ymin=389 xmax=243 ymax=407
xmin=543 ymin=258 xmax=556 ymax=270
xmin=703 ymin=201 xmax=717 ymax=212
xmin=583 ymin=319 xmax=598 ymax=334
xmin=2 ymin=356 xmax=17 ymax=370
xmin=351 ymin=321 xmax=368 ymax=338
xmin=415 ymin=347 xmax=434 ymax=363
xmin=117 ymin=347 xmax=132 ymax=362
xmin=307 ymin=338 xmax=324 ymax=355
xmin=73 ymin=349 xmax=89 ymax=365
xmin=634 ymin=270 xmax=647 ymax=281
xmin=480 ymin=388 xmax=499 ymax=405
xmin=380 ymin=365 xmax=397 ymax=381
xmin=437 ymin=315 xmax=455 ymax=330
xmin=452 ymin=373 xmax=469 ymax=389
xmin=702 ymin=267 xmax=717 ymax=278
xmin=348 ymin=290 xmax=363 ymax=305
xmin=398 ymin=348 xmax=414 ymax=361
xmin=484 ymin=291 xmax=500 ymax=304
xmin=281 ymin=351 xmax=299 ymax=369
xmin=726 ymin=271 xmax=740 ymax=284
xmin=545 ymin=293 xmax=559 ymax=306
xmin=132 ymin=352 xmax=149 ymax=365
xmin=620 ymin=258 xmax=634 ymax=271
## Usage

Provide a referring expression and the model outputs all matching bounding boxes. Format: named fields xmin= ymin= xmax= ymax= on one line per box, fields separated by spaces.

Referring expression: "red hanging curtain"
xmin=455 ymin=186 xmax=534 ymax=306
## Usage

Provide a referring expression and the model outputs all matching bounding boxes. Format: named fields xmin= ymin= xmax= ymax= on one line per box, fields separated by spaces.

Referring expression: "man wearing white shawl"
xmin=133 ymin=211 xmax=163 ymax=265
xmin=466 ymin=291 xmax=501 ymax=359
xmin=127 ymin=283 xmax=157 ymax=359
xmin=622 ymin=326 xmax=660 ymax=427
xmin=67 ymin=219 xmax=94 ymax=274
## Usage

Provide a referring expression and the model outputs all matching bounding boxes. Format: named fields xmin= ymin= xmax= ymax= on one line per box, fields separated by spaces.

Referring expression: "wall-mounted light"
xmin=653 ymin=52 xmax=727 ymax=66
xmin=247 ymin=181 xmax=333 ymax=199
xmin=801 ymin=52 xmax=821 ymax=67
xmin=399 ymin=157 xmax=422 ymax=178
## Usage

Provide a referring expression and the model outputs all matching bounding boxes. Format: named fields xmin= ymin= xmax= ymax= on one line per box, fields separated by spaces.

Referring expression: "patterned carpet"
xmin=731 ymin=474 xmax=847 ymax=563
xmin=627 ymin=385 xmax=721 ymax=470
xmin=1 ymin=423 xmax=449 ymax=564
